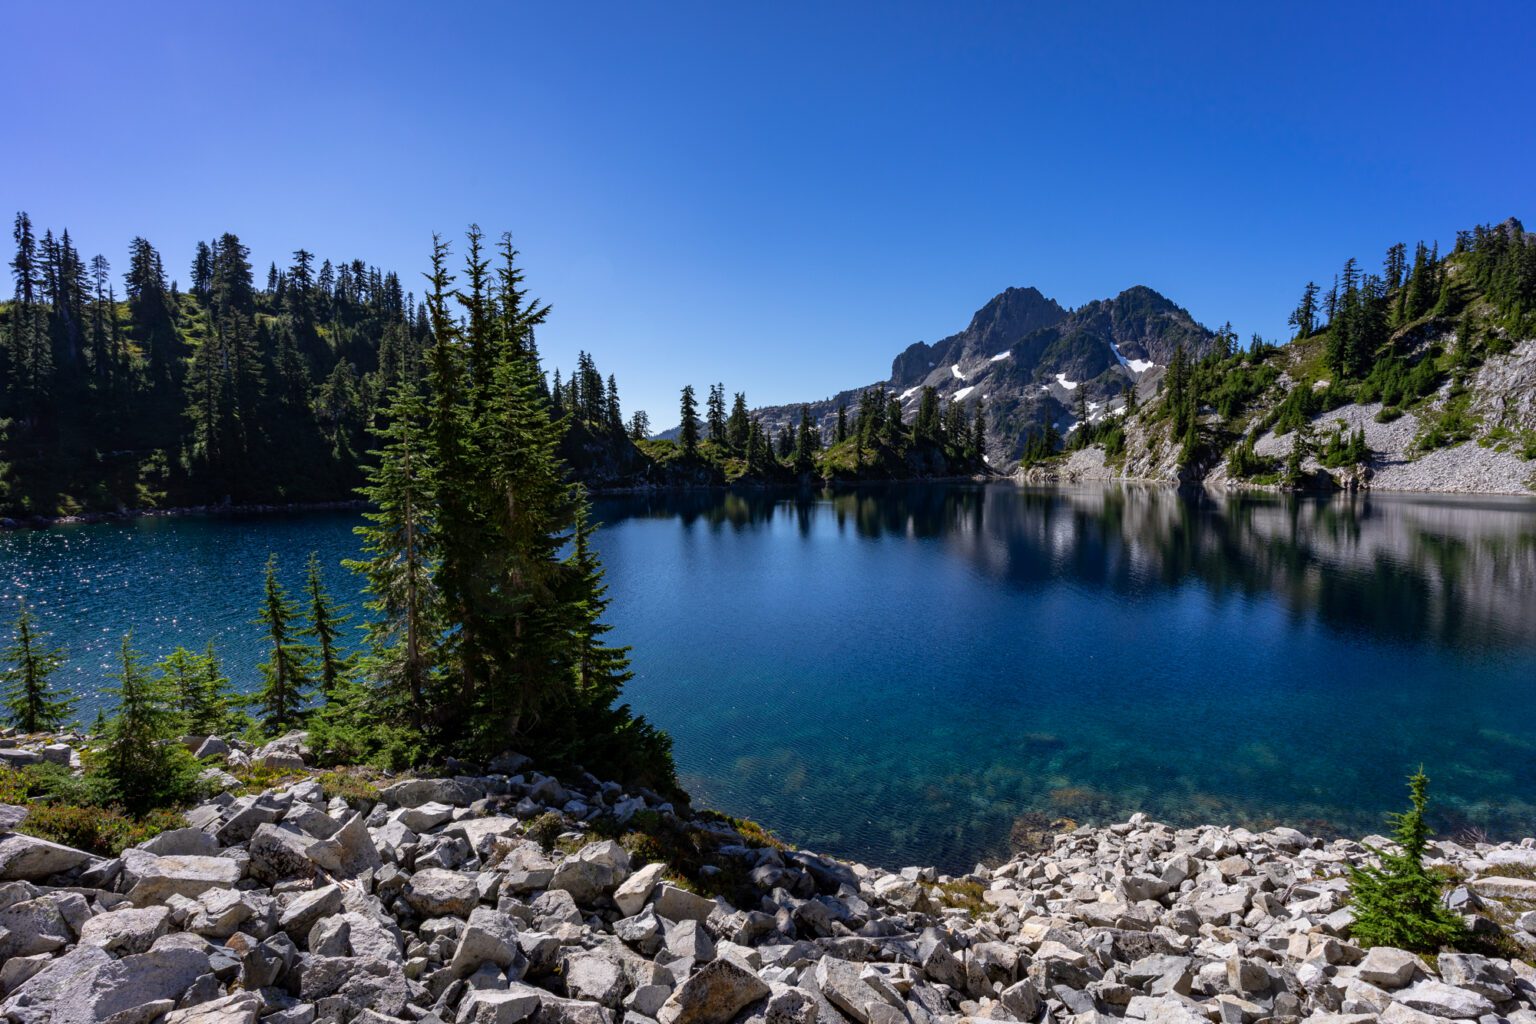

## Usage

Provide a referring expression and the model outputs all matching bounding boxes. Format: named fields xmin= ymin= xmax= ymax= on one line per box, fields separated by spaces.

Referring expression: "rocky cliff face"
xmin=4 ymin=731 xmax=1536 ymax=1024
xmin=1036 ymin=332 xmax=1536 ymax=496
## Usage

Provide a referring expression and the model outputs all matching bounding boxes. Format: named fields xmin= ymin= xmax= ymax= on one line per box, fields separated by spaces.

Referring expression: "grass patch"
xmin=316 ymin=768 xmax=381 ymax=806
xmin=697 ymin=808 xmax=791 ymax=850
xmin=1482 ymin=862 xmax=1536 ymax=881
xmin=232 ymin=762 xmax=308 ymax=796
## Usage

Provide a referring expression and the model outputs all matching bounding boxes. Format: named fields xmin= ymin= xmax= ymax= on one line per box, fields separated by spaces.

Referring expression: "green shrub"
xmin=0 ymin=767 xmax=27 ymax=803
xmin=1348 ymin=768 xmax=1466 ymax=952
xmin=20 ymin=803 xmax=185 ymax=857
xmin=526 ymin=811 xmax=566 ymax=850
xmin=1414 ymin=393 xmax=1477 ymax=452
xmin=937 ymin=879 xmax=988 ymax=917
xmin=13 ymin=760 xmax=116 ymax=806
xmin=93 ymin=742 xmax=207 ymax=813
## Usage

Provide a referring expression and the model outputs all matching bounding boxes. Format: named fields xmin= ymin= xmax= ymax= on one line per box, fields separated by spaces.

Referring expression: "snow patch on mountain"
xmin=1111 ymin=340 xmax=1156 ymax=375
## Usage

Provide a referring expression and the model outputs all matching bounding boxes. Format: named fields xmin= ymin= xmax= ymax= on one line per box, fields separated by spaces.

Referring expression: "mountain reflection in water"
xmin=593 ymin=484 xmax=1536 ymax=868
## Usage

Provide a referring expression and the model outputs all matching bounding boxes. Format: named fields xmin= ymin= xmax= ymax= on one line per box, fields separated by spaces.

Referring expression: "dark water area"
xmin=3 ymin=484 xmax=1535 ymax=871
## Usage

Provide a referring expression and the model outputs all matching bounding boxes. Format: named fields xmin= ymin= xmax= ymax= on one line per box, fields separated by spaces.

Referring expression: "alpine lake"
xmin=4 ymin=483 xmax=1535 ymax=872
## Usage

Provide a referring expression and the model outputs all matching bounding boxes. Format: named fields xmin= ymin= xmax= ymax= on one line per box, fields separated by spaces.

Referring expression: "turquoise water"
xmin=3 ymin=485 xmax=1535 ymax=870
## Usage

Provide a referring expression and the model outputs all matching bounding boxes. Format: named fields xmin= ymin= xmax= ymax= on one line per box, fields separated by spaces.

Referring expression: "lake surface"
xmin=3 ymin=484 xmax=1535 ymax=871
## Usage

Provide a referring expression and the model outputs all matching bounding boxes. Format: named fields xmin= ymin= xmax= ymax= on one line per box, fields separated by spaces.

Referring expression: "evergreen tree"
xmin=255 ymin=554 xmax=313 ymax=733
xmin=1348 ymin=769 xmax=1466 ymax=951
xmin=628 ymin=409 xmax=650 ymax=440
xmin=1403 ymin=241 xmax=1439 ymax=322
xmin=706 ymin=383 xmax=727 ymax=444
xmin=970 ymin=399 xmax=986 ymax=460
xmin=727 ymin=392 xmax=750 ymax=450
xmin=835 ymin=404 xmax=848 ymax=443
xmin=884 ymin=395 xmax=903 ymax=440
xmin=300 ymin=551 xmax=351 ymax=699
xmin=346 ymin=380 xmax=438 ymax=729
xmin=569 ymin=506 xmax=632 ymax=699
xmin=1287 ymin=281 xmax=1318 ymax=340
xmin=87 ymin=253 xmax=115 ymax=385
xmin=1283 ymin=429 xmax=1309 ymax=487
xmin=776 ymin=422 xmax=794 ymax=458
xmin=1 ymin=600 xmax=72 ymax=732
xmin=745 ymin=418 xmax=764 ymax=473
xmin=1384 ymin=242 xmax=1407 ymax=295
xmin=605 ymin=373 xmax=623 ymax=432
xmin=156 ymin=642 xmax=237 ymax=736
xmin=914 ymin=387 xmax=940 ymax=442
xmin=679 ymin=385 xmax=700 ymax=459
xmin=943 ymin=398 xmax=967 ymax=446
xmin=793 ymin=405 xmax=817 ymax=473
xmin=1166 ymin=343 xmax=1194 ymax=436
xmin=101 ymin=633 xmax=191 ymax=813
xmin=6 ymin=212 xmax=51 ymax=418
xmin=559 ymin=505 xmax=672 ymax=783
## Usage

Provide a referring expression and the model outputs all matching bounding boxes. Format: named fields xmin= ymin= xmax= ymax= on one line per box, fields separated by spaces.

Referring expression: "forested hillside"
xmin=0 ymin=213 xmax=429 ymax=515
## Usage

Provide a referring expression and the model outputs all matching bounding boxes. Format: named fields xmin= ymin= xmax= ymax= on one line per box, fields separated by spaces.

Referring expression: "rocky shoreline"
xmin=1023 ymin=445 xmax=1536 ymax=499
xmin=3 ymin=732 xmax=1536 ymax=1024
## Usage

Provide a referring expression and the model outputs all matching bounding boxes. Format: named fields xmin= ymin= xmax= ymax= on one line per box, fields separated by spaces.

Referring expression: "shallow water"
xmin=3 ymin=484 xmax=1535 ymax=870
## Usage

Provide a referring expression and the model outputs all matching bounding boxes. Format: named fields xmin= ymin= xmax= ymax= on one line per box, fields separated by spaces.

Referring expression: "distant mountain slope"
xmin=1031 ymin=218 xmax=1536 ymax=495
xmin=731 ymin=283 xmax=1214 ymax=464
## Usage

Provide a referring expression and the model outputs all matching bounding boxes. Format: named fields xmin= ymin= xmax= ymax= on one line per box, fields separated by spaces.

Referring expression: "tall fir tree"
xmin=679 ymin=385 xmax=700 ymax=459
xmin=628 ymin=409 xmax=650 ymax=440
xmin=101 ymin=633 xmax=189 ymax=813
xmin=300 ymin=551 xmax=351 ymax=699
xmin=255 ymin=554 xmax=314 ymax=732
xmin=793 ymin=405 xmax=817 ymax=472
xmin=726 ymin=392 xmax=750 ymax=451
xmin=706 ymin=383 xmax=727 ymax=444
xmin=1 ymin=600 xmax=72 ymax=732
xmin=346 ymin=380 xmax=438 ymax=727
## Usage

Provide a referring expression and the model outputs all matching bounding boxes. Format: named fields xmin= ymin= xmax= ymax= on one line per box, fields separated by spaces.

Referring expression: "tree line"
xmin=653 ymin=380 xmax=989 ymax=481
xmin=2 ymin=212 xmax=430 ymax=516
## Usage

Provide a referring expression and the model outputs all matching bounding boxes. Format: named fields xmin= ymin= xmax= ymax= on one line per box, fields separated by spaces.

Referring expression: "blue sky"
xmin=5 ymin=1 xmax=1532 ymax=423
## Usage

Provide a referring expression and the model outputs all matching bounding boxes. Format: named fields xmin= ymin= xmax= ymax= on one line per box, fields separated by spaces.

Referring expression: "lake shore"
xmin=1026 ymin=443 xmax=1536 ymax=498
xmin=0 ymin=474 xmax=1008 ymax=529
xmin=3 ymin=729 xmax=1536 ymax=1024
xmin=0 ymin=499 xmax=371 ymax=531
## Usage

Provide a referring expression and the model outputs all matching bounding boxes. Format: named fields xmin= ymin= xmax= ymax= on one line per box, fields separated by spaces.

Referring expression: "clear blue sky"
xmin=5 ymin=1 xmax=1532 ymax=423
